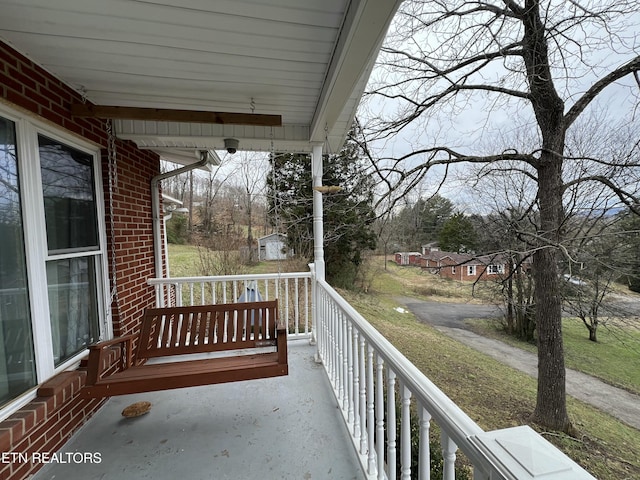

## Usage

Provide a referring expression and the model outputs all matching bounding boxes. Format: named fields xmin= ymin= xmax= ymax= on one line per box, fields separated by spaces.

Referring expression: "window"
xmin=488 ymin=264 xmax=505 ymax=275
xmin=39 ymin=136 xmax=99 ymax=254
xmin=39 ymin=136 xmax=101 ymax=365
xmin=467 ymin=265 xmax=476 ymax=276
xmin=0 ymin=117 xmax=37 ymax=405
xmin=451 ymin=266 xmax=456 ymax=274
xmin=0 ymin=108 xmax=107 ymax=411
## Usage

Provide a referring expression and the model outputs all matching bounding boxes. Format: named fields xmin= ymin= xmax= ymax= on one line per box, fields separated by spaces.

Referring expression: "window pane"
xmin=47 ymin=257 xmax=99 ymax=366
xmin=39 ymin=136 xmax=98 ymax=253
xmin=0 ymin=117 xmax=37 ymax=405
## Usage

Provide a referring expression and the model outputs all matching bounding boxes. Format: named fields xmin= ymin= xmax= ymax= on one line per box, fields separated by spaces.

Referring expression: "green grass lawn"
xmin=563 ymin=318 xmax=640 ymax=395
xmin=168 ymin=244 xmax=304 ymax=276
xmin=167 ymin=244 xmax=202 ymax=277
xmin=469 ymin=317 xmax=640 ymax=396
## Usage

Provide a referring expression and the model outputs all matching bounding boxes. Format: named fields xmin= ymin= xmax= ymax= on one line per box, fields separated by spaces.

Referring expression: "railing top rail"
xmin=148 ymin=271 xmax=313 ymax=285
xmin=317 ymin=279 xmax=491 ymax=467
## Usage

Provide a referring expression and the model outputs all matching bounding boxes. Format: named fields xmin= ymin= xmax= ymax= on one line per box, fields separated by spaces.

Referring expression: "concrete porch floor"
xmin=33 ymin=342 xmax=363 ymax=480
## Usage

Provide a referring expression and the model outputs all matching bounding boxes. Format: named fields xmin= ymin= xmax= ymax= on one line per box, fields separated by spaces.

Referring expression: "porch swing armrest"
xmin=85 ymin=333 xmax=139 ymax=386
xmin=275 ymin=324 xmax=288 ymax=366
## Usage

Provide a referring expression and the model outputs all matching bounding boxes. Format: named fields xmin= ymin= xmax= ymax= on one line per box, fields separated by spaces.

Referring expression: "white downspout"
xmin=163 ymin=211 xmax=173 ymax=278
xmin=151 ymin=154 xmax=210 ymax=279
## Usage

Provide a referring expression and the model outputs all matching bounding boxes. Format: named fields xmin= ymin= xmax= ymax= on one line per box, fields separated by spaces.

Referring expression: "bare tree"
xmin=234 ymin=152 xmax=268 ymax=263
xmin=362 ymin=0 xmax=640 ymax=432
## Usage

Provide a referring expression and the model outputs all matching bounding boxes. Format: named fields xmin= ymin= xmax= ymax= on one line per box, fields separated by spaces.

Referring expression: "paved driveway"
xmin=395 ymin=297 xmax=640 ymax=431
xmin=397 ymin=297 xmax=502 ymax=328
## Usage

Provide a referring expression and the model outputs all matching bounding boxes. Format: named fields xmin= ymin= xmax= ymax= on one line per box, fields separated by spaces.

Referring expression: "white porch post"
xmin=312 ymin=143 xmax=325 ymax=281
xmin=311 ymin=143 xmax=324 ymax=361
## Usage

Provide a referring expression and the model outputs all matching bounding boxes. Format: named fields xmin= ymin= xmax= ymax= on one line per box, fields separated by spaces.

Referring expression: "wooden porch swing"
xmin=80 ymin=300 xmax=288 ymax=399
xmin=80 ymin=121 xmax=288 ymax=399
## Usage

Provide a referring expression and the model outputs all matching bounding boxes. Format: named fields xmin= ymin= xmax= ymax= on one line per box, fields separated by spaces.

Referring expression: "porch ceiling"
xmin=0 ymin=0 xmax=400 ymax=156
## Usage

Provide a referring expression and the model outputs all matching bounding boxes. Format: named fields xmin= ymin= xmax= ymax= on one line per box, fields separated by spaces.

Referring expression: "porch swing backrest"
xmin=139 ymin=302 xmax=275 ymax=357
xmin=80 ymin=300 xmax=288 ymax=399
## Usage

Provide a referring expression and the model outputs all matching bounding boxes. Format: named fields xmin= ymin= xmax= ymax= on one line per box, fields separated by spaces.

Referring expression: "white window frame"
xmin=1 ymin=105 xmax=110 ymax=418
xmin=467 ymin=265 xmax=476 ymax=276
xmin=488 ymin=264 xmax=505 ymax=275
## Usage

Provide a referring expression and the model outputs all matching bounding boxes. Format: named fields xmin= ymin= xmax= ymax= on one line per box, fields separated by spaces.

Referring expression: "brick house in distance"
xmin=421 ymin=250 xmax=508 ymax=281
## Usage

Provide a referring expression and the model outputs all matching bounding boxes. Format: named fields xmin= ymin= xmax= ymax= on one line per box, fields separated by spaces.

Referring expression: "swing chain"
xmin=105 ymin=119 xmax=120 ymax=338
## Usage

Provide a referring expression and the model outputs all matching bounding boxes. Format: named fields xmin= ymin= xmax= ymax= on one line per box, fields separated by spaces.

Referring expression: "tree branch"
xmin=562 ymin=175 xmax=640 ymax=214
xmin=565 ymin=56 xmax=640 ymax=128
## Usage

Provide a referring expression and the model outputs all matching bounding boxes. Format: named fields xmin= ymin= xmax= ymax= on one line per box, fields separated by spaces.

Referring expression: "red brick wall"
xmin=0 ymin=40 xmax=161 ymax=479
xmin=422 ymin=257 xmax=502 ymax=282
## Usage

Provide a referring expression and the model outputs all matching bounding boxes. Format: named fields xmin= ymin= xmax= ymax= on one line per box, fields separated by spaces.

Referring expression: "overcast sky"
xmin=356 ymin=1 xmax=640 ymax=213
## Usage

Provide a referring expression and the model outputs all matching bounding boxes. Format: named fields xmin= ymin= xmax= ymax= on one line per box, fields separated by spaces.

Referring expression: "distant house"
xmin=258 ymin=233 xmax=290 ymax=261
xmin=394 ymin=252 xmax=423 ymax=266
xmin=421 ymin=249 xmax=513 ymax=282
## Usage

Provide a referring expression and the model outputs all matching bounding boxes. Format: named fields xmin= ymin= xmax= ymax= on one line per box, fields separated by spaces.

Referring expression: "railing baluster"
xmin=401 ymin=384 xmax=412 ymax=480
xmin=343 ymin=310 xmax=350 ymax=412
xmin=320 ymin=287 xmax=326 ymax=361
xmin=317 ymin=287 xmax=324 ymax=360
xmin=359 ymin=334 xmax=368 ymax=456
xmin=154 ymin=284 xmax=162 ymax=307
xmin=352 ymin=329 xmax=361 ymax=443
xmin=189 ymin=283 xmax=194 ymax=305
xmin=175 ymin=283 xmax=183 ymax=306
xmin=305 ymin=277 xmax=310 ymax=335
xmin=441 ymin=432 xmax=457 ymax=480
xmin=347 ymin=321 xmax=354 ymax=426
xmin=294 ymin=277 xmax=300 ymax=335
xmin=200 ymin=282 xmax=205 ymax=305
xmin=419 ymin=406 xmax=431 ymax=480
xmin=376 ymin=354 xmax=385 ymax=480
xmin=387 ymin=369 xmax=397 ymax=480
xmin=331 ymin=301 xmax=338 ymax=383
xmin=326 ymin=300 xmax=333 ymax=380
xmin=337 ymin=309 xmax=345 ymax=406
xmin=285 ymin=277 xmax=290 ymax=329
xmin=366 ymin=343 xmax=376 ymax=476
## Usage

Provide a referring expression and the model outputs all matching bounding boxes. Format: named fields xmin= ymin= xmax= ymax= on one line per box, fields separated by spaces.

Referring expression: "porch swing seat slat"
xmin=80 ymin=300 xmax=288 ymax=399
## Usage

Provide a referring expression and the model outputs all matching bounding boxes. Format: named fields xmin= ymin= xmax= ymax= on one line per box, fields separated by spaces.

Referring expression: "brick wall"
xmin=0 ymin=40 xmax=161 ymax=479
xmin=422 ymin=257 xmax=499 ymax=282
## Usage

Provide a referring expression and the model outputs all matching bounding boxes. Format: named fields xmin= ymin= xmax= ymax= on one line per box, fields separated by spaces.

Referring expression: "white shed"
xmin=258 ymin=233 xmax=289 ymax=261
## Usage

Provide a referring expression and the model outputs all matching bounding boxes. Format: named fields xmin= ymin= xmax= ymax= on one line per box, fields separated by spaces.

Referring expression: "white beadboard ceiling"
xmin=0 ymin=0 xmax=400 ymax=157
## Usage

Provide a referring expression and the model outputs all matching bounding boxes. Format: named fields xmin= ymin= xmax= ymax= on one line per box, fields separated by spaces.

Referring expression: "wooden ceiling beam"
xmin=71 ymin=104 xmax=282 ymax=126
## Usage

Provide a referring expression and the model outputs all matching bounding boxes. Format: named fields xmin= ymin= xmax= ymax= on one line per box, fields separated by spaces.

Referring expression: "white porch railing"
xmin=315 ymin=279 xmax=596 ymax=480
xmin=147 ymin=272 xmax=313 ymax=340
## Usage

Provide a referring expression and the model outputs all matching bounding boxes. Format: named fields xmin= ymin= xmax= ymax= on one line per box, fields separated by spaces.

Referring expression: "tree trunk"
xmin=506 ymin=261 xmax=514 ymax=334
xmin=519 ymin=0 xmax=572 ymax=433
xmin=531 ymin=156 xmax=572 ymax=432
xmin=246 ymin=191 xmax=254 ymax=262
xmin=188 ymin=170 xmax=194 ymax=241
